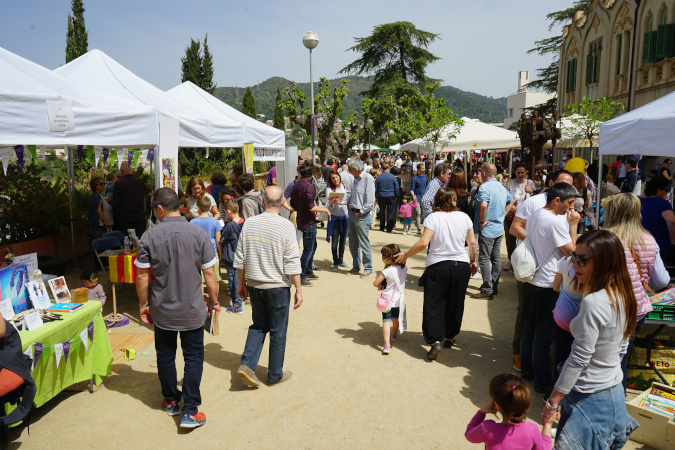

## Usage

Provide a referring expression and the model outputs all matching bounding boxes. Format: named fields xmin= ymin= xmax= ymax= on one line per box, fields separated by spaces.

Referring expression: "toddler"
xmin=191 ymin=196 xmax=223 ymax=288
xmin=104 ymin=172 xmax=117 ymax=200
xmin=465 ymin=373 xmax=553 ymax=449
xmin=79 ymin=269 xmax=106 ymax=306
xmin=372 ymin=244 xmax=407 ymax=355
xmin=220 ymin=200 xmax=245 ymax=314
xmin=398 ymin=195 xmax=417 ymax=235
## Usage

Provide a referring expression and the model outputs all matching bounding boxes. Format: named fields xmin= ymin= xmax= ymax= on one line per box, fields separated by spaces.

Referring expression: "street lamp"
xmin=303 ymin=31 xmax=319 ymax=165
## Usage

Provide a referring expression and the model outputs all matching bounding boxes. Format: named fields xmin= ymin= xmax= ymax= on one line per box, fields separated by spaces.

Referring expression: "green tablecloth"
xmin=17 ymin=301 xmax=113 ymax=408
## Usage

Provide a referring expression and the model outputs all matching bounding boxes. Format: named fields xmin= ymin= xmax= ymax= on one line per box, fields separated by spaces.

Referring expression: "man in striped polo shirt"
xmin=235 ymin=186 xmax=303 ymax=387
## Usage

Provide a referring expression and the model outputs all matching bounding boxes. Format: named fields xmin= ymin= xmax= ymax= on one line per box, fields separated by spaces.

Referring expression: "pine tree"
xmin=200 ymin=34 xmax=216 ymax=94
xmin=181 ymin=38 xmax=202 ymax=84
xmin=65 ymin=0 xmax=88 ymax=63
xmin=273 ymin=86 xmax=285 ymax=130
xmin=242 ymin=88 xmax=257 ymax=119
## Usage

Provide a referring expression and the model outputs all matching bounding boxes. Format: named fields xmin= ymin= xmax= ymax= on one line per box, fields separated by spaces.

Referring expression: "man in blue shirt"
xmin=410 ymin=163 xmax=429 ymax=234
xmin=374 ymin=163 xmax=400 ymax=233
xmin=471 ymin=164 xmax=513 ymax=300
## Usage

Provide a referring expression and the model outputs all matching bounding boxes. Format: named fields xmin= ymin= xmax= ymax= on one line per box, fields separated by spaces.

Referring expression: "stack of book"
xmin=639 ymin=386 xmax=675 ymax=417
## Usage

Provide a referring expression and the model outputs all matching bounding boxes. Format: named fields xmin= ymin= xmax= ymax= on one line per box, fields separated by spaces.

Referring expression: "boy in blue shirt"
xmin=220 ymin=199 xmax=245 ymax=314
xmin=191 ymin=196 xmax=223 ymax=290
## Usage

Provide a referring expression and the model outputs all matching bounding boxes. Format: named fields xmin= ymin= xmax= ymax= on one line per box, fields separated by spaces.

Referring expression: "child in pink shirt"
xmin=465 ymin=373 xmax=553 ymax=449
xmin=398 ymin=195 xmax=416 ymax=236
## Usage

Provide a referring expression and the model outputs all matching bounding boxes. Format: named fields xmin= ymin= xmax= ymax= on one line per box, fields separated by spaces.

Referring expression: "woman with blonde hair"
xmin=603 ymin=193 xmax=670 ymax=390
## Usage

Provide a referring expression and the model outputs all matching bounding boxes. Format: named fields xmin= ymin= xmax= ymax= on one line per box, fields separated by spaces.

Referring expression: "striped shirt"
xmin=233 ymin=212 xmax=301 ymax=289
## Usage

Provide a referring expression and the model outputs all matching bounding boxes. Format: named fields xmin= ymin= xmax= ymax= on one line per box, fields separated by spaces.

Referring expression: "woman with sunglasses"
xmin=542 ymin=230 xmax=638 ymax=447
xmin=603 ymin=193 xmax=670 ymax=390
xmin=88 ymin=176 xmax=112 ymax=241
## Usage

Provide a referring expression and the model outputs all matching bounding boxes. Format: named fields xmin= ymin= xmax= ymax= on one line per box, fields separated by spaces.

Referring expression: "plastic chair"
xmin=91 ymin=237 xmax=123 ymax=288
xmin=103 ymin=231 xmax=125 ymax=246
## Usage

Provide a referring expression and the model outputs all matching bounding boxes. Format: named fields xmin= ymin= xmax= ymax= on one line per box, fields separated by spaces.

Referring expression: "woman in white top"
xmin=180 ymin=176 xmax=219 ymax=220
xmin=504 ymin=165 xmax=535 ymax=270
xmin=395 ymin=188 xmax=478 ymax=360
xmin=326 ymin=171 xmax=349 ymax=270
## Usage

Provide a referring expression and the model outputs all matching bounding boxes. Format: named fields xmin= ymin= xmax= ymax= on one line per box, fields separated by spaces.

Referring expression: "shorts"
xmin=401 ymin=217 xmax=412 ymax=225
xmin=201 ymin=259 xmax=222 ymax=283
xmin=382 ymin=307 xmax=400 ymax=322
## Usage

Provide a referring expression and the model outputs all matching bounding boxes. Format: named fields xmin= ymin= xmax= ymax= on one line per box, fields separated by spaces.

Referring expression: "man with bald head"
xmin=234 ymin=186 xmax=303 ymax=387
xmin=113 ymin=162 xmax=147 ymax=238
xmin=471 ymin=163 xmax=513 ymax=300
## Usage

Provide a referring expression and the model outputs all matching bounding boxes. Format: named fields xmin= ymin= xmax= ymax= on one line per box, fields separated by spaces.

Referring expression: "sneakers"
xmin=503 ymin=262 xmax=513 ymax=272
xmin=332 ymin=264 xmax=339 ymax=271
xmin=301 ymin=279 xmax=313 ymax=286
xmin=306 ymin=273 xmax=319 ymax=280
xmin=471 ymin=292 xmax=494 ymax=300
xmin=269 ymin=371 xmax=293 ymax=386
xmin=382 ymin=345 xmax=390 ymax=355
xmin=360 ymin=271 xmax=373 ymax=278
xmin=180 ymin=412 xmax=206 ymax=429
xmin=339 ymin=262 xmax=350 ymax=268
xmin=163 ymin=398 xmax=180 ymax=416
xmin=237 ymin=364 xmax=262 ymax=387
xmin=402 ymin=231 xmax=407 ymax=236
xmin=349 ymin=268 xmax=360 ymax=275
xmin=226 ymin=306 xmax=243 ymax=315
xmin=512 ymin=354 xmax=522 ymax=372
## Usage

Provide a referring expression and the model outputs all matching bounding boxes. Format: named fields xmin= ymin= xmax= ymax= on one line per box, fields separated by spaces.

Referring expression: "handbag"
xmin=511 ymin=213 xmax=556 ymax=283
xmin=376 ymin=266 xmax=403 ymax=312
xmin=630 ymin=247 xmax=655 ymax=294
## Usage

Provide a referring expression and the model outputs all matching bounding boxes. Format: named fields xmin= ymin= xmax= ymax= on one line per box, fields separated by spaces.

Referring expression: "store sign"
xmin=46 ymin=100 xmax=75 ymax=132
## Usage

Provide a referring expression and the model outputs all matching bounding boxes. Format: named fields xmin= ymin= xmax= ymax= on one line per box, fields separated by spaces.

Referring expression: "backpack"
xmin=511 ymin=213 xmax=557 ymax=283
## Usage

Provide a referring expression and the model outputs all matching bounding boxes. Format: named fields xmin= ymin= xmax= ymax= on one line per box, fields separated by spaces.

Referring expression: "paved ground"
xmin=8 ymin=220 xmax=662 ymax=449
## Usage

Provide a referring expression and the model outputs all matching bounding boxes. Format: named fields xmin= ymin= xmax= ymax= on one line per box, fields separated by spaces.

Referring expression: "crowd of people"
xmin=83 ymin=150 xmax=675 ymax=447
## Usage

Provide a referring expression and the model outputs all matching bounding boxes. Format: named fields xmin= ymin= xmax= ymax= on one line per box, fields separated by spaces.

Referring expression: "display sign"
xmin=0 ymin=264 xmax=31 ymax=314
xmin=46 ymin=100 xmax=75 ymax=132
xmin=253 ymin=147 xmax=285 ymax=161
xmin=243 ymin=143 xmax=255 ymax=173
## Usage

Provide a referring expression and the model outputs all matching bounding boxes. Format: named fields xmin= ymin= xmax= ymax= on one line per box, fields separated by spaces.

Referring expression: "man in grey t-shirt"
xmin=136 ymin=188 xmax=219 ymax=429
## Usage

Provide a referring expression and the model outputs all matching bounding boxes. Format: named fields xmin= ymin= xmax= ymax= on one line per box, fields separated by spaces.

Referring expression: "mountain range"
xmin=213 ymin=76 xmax=507 ymax=125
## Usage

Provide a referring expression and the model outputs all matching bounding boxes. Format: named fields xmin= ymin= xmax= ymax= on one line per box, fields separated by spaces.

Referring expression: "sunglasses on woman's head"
xmin=570 ymin=252 xmax=592 ymax=267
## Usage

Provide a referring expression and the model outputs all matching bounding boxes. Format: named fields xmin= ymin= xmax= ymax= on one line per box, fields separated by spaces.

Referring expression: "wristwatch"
xmin=545 ymin=398 xmax=560 ymax=411
xmin=139 ymin=303 xmax=149 ymax=309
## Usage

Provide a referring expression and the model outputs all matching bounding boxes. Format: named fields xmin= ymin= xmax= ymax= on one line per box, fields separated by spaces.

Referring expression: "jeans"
xmin=422 ymin=260 xmax=471 ymax=344
xmin=520 ymin=284 xmax=557 ymax=390
xmin=478 ymin=234 xmax=503 ymax=294
xmin=224 ymin=263 xmax=242 ymax=309
xmin=154 ymin=325 xmax=204 ymax=415
xmin=300 ymin=224 xmax=317 ymax=281
xmin=556 ymin=383 xmax=638 ymax=449
xmin=241 ymin=287 xmax=291 ymax=384
xmin=348 ymin=212 xmax=373 ymax=272
xmin=554 ymin=324 xmax=575 ymax=382
xmin=413 ymin=201 xmax=422 ymax=232
xmin=504 ymin=218 xmax=517 ymax=259
xmin=512 ymin=281 xmax=525 ymax=354
xmin=331 ymin=219 xmax=348 ymax=265
xmin=377 ymin=196 xmax=397 ymax=232
xmin=621 ymin=313 xmax=646 ymax=391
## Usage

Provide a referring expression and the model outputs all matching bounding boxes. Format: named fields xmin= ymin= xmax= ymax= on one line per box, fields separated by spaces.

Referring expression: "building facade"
xmin=504 ymin=71 xmax=555 ymax=129
xmin=558 ymin=0 xmax=675 ymax=112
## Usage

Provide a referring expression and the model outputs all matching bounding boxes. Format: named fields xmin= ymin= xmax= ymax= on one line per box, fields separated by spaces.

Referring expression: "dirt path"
xmin=9 ymin=223 xmax=656 ymax=449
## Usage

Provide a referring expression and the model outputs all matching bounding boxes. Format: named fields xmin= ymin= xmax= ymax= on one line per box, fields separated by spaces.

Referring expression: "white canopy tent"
xmin=166 ymin=81 xmax=284 ymax=150
xmin=54 ymin=49 xmax=245 ymax=148
xmin=0 ymin=46 xmax=158 ymax=147
xmin=351 ymin=143 xmax=380 ymax=151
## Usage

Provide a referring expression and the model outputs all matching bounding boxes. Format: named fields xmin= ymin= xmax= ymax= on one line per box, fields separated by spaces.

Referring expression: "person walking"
xmin=471 ymin=164 xmax=513 ymax=300
xmin=113 ymin=162 xmax=146 ymax=238
xmin=420 ymin=163 xmax=449 ymax=218
xmin=326 ymin=170 xmax=349 ymax=271
xmin=504 ymin=165 xmax=535 ymax=272
xmin=135 ymin=188 xmax=220 ymax=429
xmin=411 ymin=163 xmax=429 ymax=234
xmin=235 ymin=186 xmax=303 ymax=387
xmin=347 ymin=158 xmax=376 ymax=277
xmin=375 ymin=163 xmax=399 ymax=233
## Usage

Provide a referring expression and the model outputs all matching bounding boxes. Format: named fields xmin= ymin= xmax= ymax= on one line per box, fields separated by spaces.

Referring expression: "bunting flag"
xmin=24 ymin=344 xmax=33 ymax=370
xmin=87 ymin=145 xmax=95 ymax=163
xmin=148 ymin=148 xmax=154 ymax=165
xmin=0 ymin=147 xmax=12 ymax=175
xmin=116 ymin=149 xmax=125 ymax=170
xmin=63 ymin=341 xmax=71 ymax=364
xmin=137 ymin=149 xmax=148 ymax=168
xmin=127 ymin=149 xmax=134 ymax=167
xmin=39 ymin=145 xmax=46 ymax=161
xmin=14 ymin=145 xmax=24 ymax=169
xmin=102 ymin=147 xmax=109 ymax=164
xmin=54 ymin=343 xmax=63 ymax=369
xmin=87 ymin=322 xmax=94 ymax=341
xmin=94 ymin=146 xmax=102 ymax=166
xmin=34 ymin=342 xmax=43 ymax=368
xmin=80 ymin=328 xmax=89 ymax=351
xmin=28 ymin=145 xmax=37 ymax=164
xmin=77 ymin=145 xmax=84 ymax=159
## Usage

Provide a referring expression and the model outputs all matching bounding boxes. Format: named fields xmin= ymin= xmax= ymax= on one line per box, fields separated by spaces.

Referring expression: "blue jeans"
xmin=520 ymin=284 xmax=557 ymax=390
xmin=224 ymin=263 xmax=242 ymax=309
xmin=556 ymin=383 xmax=638 ymax=449
xmin=348 ymin=212 xmax=373 ymax=272
xmin=621 ymin=313 xmax=646 ymax=391
xmin=240 ymin=287 xmax=291 ymax=384
xmin=300 ymin=224 xmax=318 ymax=281
xmin=331 ymin=219 xmax=348 ymax=265
xmin=154 ymin=325 xmax=204 ymax=415
xmin=477 ymin=234 xmax=503 ymax=294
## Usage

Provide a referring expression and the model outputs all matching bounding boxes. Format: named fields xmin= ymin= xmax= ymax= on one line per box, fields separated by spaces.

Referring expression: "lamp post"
xmin=303 ymin=31 xmax=319 ymax=165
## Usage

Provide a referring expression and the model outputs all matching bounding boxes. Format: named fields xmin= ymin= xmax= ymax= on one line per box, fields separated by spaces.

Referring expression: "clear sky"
xmin=1 ymin=0 xmax=573 ymax=98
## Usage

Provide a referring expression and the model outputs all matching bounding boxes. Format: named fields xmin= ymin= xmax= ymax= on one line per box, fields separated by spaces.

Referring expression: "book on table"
xmin=48 ymin=302 xmax=85 ymax=313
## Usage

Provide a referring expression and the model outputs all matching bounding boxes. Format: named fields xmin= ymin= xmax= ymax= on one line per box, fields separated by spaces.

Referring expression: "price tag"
xmin=0 ymin=299 xmax=15 ymax=320
xmin=24 ymin=311 xmax=44 ymax=331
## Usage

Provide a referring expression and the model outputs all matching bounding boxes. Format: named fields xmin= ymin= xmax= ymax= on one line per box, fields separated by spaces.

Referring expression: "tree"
xmin=527 ymin=1 xmax=592 ymax=113
xmin=563 ymin=96 xmax=625 ymax=146
xmin=282 ymin=78 xmax=370 ymax=162
xmin=273 ymin=86 xmax=285 ymax=131
xmin=242 ymin=88 xmax=257 ymax=119
xmin=65 ymin=0 xmax=88 ymax=63
xmin=181 ymin=38 xmax=202 ymax=85
xmin=200 ymin=34 xmax=216 ymax=94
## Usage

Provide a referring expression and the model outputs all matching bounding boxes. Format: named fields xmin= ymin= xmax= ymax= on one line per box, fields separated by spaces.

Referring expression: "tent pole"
xmin=508 ymin=150 xmax=513 ymax=179
xmin=66 ymin=146 xmax=79 ymax=269
xmin=595 ymin=157 xmax=602 ymax=227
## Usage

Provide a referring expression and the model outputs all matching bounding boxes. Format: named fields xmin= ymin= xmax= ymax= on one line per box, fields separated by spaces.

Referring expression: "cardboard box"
xmin=70 ymin=287 xmax=89 ymax=304
xmin=627 ymin=382 xmax=675 ymax=449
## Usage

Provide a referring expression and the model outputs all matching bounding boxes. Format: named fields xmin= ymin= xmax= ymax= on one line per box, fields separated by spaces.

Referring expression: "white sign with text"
xmin=46 ymin=100 xmax=75 ymax=132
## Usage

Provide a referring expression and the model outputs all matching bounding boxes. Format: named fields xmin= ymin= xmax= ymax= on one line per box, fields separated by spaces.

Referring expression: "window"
xmin=566 ymin=58 xmax=578 ymax=93
xmin=660 ymin=6 xmax=668 ymax=26
xmin=623 ymin=31 xmax=631 ymax=73
xmin=507 ymin=108 xmax=514 ymax=118
xmin=643 ymin=13 xmax=658 ymax=64
xmin=616 ymin=34 xmax=622 ymax=76
xmin=586 ymin=39 xmax=602 ymax=85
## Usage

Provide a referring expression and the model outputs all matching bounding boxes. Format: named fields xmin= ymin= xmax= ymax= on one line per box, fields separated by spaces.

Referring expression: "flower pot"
xmin=4 ymin=235 xmax=57 ymax=262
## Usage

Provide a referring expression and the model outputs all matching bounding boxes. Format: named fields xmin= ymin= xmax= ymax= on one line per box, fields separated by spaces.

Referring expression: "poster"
xmin=162 ymin=158 xmax=175 ymax=190
xmin=0 ymin=264 xmax=31 ymax=314
xmin=243 ymin=143 xmax=254 ymax=174
xmin=27 ymin=280 xmax=52 ymax=309
xmin=12 ymin=252 xmax=38 ymax=278
xmin=47 ymin=276 xmax=71 ymax=302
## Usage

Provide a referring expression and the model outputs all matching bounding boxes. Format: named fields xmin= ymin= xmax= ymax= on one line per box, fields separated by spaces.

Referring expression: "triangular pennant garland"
xmin=116 ymin=149 xmax=125 ymax=170
xmin=14 ymin=145 xmax=24 ymax=169
xmin=77 ymin=145 xmax=83 ymax=159
xmin=39 ymin=145 xmax=46 ymax=161
xmin=24 ymin=344 xmax=33 ymax=370
xmin=28 ymin=145 xmax=37 ymax=164
xmin=87 ymin=321 xmax=94 ymax=341
xmin=34 ymin=342 xmax=43 ymax=369
xmin=80 ymin=328 xmax=89 ymax=351
xmin=102 ymin=147 xmax=109 ymax=164
xmin=54 ymin=343 xmax=63 ymax=369
xmin=0 ymin=147 xmax=12 ymax=175
xmin=138 ymin=149 xmax=148 ymax=168
xmin=148 ymin=148 xmax=154 ymax=165
xmin=127 ymin=149 xmax=134 ymax=167
xmin=94 ymin=146 xmax=102 ymax=166
xmin=63 ymin=341 xmax=71 ymax=364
